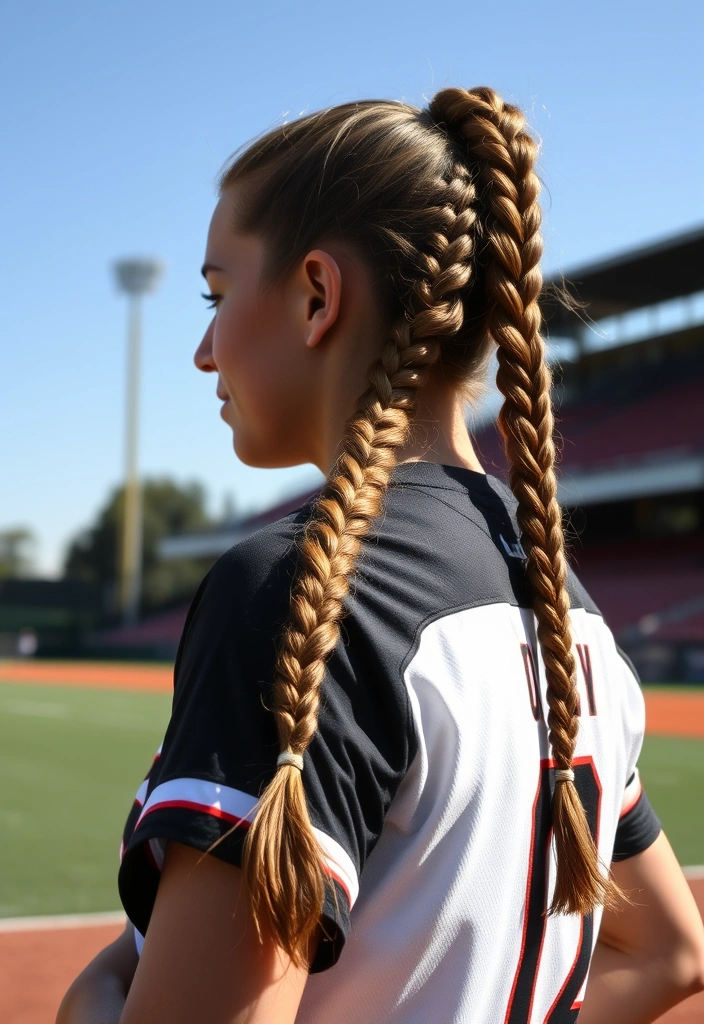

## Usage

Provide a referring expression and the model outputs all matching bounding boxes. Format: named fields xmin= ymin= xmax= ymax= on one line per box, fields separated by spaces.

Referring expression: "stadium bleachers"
xmin=557 ymin=377 xmax=703 ymax=471
xmin=91 ymin=604 xmax=188 ymax=656
xmin=657 ymin=611 xmax=704 ymax=642
xmin=473 ymin=372 xmax=704 ymax=478
xmin=469 ymin=358 xmax=704 ymax=662
xmin=578 ymin=570 xmax=704 ymax=633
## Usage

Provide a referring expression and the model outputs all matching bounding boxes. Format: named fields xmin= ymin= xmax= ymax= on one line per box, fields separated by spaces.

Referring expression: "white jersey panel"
xmin=301 ymin=602 xmax=646 ymax=1024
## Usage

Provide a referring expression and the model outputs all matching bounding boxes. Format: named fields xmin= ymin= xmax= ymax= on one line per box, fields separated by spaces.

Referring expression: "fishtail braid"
xmin=238 ymin=167 xmax=480 ymax=963
xmin=428 ymin=86 xmax=618 ymax=916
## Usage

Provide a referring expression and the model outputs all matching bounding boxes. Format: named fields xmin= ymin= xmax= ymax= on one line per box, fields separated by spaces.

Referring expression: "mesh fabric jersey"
xmin=118 ymin=461 xmax=660 ymax=1024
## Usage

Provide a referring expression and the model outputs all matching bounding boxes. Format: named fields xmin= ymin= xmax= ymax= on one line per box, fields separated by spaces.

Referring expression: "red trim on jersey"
xmin=526 ymin=829 xmax=553 ymax=1022
xmin=503 ymin=768 xmax=543 ymax=1023
xmin=543 ymin=916 xmax=584 ymax=1022
xmin=321 ymin=867 xmax=351 ymax=905
xmin=139 ymin=798 xmax=252 ymax=828
xmin=539 ymin=755 xmax=599 ymax=771
xmin=519 ymin=756 xmax=602 ymax=1022
xmin=541 ymin=755 xmax=603 ymax=849
xmin=135 ymin=798 xmax=352 ymax=905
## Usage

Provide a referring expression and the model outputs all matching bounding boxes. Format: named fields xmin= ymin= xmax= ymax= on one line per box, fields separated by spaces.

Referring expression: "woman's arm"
xmin=579 ymin=831 xmax=704 ymax=1023
xmin=119 ymin=840 xmax=316 ymax=1024
xmin=56 ymin=921 xmax=139 ymax=1024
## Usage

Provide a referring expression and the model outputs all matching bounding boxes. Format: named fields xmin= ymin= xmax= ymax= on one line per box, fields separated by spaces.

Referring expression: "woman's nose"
xmin=194 ymin=320 xmax=216 ymax=373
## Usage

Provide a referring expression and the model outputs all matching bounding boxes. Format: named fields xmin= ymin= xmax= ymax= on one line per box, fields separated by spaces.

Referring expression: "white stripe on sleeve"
xmin=133 ymin=776 xmax=359 ymax=906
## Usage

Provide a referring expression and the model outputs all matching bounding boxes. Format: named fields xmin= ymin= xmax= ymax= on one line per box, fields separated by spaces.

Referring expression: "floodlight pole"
xmin=113 ymin=258 xmax=162 ymax=627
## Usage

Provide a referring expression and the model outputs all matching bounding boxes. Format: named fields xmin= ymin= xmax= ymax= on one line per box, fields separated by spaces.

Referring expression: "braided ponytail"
xmin=209 ymin=88 xmax=613 ymax=962
xmin=428 ymin=86 xmax=618 ymax=916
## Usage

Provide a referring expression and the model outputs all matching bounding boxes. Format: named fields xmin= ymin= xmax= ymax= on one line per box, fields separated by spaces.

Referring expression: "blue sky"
xmin=2 ymin=0 xmax=702 ymax=575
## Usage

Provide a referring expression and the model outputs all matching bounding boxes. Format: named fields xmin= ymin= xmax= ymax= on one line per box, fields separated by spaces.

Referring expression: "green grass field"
xmin=0 ymin=682 xmax=170 ymax=917
xmin=0 ymin=680 xmax=702 ymax=918
xmin=638 ymin=736 xmax=704 ymax=867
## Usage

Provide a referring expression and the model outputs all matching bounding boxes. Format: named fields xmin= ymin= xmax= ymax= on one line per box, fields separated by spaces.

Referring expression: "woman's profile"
xmin=58 ymin=86 xmax=704 ymax=1024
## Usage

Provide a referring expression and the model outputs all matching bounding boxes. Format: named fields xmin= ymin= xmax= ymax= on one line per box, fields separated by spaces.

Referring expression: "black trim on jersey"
xmin=612 ymin=790 xmax=662 ymax=861
xmin=121 ymin=800 xmax=141 ymax=850
xmin=615 ymin=643 xmax=643 ymax=687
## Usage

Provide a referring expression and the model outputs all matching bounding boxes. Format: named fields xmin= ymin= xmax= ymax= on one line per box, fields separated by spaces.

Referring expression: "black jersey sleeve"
xmin=612 ymin=768 xmax=662 ymax=861
xmin=117 ymin=519 xmax=417 ymax=972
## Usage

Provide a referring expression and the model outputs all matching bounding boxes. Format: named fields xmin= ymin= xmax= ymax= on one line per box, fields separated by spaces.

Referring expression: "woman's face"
xmin=194 ymin=192 xmax=321 ymax=469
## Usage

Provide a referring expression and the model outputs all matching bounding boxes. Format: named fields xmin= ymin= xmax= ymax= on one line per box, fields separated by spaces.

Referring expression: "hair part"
xmin=209 ymin=86 xmax=619 ymax=964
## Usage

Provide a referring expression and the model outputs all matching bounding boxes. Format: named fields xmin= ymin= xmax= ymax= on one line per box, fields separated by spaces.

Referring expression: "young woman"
xmin=58 ymin=86 xmax=704 ymax=1024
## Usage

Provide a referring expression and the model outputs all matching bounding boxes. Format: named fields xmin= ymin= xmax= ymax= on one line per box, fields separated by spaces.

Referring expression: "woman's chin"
xmin=232 ymin=436 xmax=303 ymax=470
xmin=231 ymin=433 xmax=269 ymax=468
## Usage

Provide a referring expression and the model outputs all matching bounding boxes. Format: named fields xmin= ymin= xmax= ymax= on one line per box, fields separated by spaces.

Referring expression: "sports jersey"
xmin=118 ymin=461 xmax=661 ymax=1024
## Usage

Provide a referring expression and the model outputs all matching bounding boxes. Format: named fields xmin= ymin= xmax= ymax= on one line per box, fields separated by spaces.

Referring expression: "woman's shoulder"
xmin=174 ymin=499 xmax=316 ymax=665
xmin=201 ymin=499 xmax=314 ymax=605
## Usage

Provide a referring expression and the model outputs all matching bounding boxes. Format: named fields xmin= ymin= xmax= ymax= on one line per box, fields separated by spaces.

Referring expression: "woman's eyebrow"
xmin=201 ymin=262 xmax=224 ymax=279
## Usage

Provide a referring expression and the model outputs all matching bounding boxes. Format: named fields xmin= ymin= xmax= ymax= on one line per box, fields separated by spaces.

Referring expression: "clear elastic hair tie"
xmin=554 ymin=767 xmax=575 ymax=783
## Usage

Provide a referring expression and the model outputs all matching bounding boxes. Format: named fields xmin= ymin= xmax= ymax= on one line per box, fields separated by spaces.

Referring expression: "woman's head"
xmin=201 ymin=86 xmax=617 ymax=964
xmin=195 ymin=98 xmax=495 ymax=473
xmin=195 ymin=193 xmax=391 ymax=471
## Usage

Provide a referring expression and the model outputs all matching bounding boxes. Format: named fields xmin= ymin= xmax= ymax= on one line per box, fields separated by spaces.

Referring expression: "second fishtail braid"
xmin=242 ymin=167 xmax=480 ymax=961
xmin=429 ymin=86 xmax=617 ymax=916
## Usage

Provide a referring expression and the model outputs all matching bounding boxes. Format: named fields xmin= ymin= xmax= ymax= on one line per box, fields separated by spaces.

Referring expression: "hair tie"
xmin=277 ymin=750 xmax=304 ymax=771
xmin=554 ymin=767 xmax=574 ymax=784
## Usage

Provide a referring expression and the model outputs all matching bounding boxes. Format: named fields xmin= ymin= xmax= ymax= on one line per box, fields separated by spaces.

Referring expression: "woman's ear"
xmin=298 ymin=249 xmax=342 ymax=349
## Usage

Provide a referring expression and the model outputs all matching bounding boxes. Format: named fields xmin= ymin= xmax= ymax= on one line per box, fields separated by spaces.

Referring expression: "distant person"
xmin=16 ymin=627 xmax=38 ymax=657
xmin=58 ymin=86 xmax=704 ymax=1024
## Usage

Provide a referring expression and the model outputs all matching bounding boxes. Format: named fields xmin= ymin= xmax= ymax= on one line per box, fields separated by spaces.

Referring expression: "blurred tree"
xmin=0 ymin=526 xmax=36 ymax=578
xmin=221 ymin=490 xmax=237 ymax=521
xmin=63 ymin=478 xmax=218 ymax=614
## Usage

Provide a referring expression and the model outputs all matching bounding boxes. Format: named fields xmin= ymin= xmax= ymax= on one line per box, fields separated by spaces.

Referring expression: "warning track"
xmin=642 ymin=690 xmax=704 ymax=738
xmin=0 ymin=660 xmax=173 ymax=692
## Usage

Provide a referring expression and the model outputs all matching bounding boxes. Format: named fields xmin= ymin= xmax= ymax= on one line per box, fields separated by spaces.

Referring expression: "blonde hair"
xmin=213 ymin=86 xmax=616 ymax=964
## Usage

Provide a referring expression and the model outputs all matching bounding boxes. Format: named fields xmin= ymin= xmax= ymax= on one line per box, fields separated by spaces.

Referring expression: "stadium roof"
xmin=159 ymin=485 xmax=321 ymax=561
xmin=542 ymin=224 xmax=704 ymax=336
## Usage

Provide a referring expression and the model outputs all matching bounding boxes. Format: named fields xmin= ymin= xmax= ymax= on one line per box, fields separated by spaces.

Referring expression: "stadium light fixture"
xmin=113 ymin=257 xmax=163 ymax=627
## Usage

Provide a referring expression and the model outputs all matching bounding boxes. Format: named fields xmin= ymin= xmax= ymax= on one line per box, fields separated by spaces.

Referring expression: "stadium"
xmin=91 ymin=225 xmax=704 ymax=684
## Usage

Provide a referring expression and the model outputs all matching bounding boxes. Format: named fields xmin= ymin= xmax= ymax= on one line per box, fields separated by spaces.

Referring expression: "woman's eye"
xmin=200 ymin=291 xmax=221 ymax=310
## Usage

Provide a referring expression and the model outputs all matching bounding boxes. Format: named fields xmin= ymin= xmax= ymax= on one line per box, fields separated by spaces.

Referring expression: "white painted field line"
xmin=0 ymin=911 xmax=126 ymax=933
xmin=683 ymin=865 xmax=704 ymax=881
